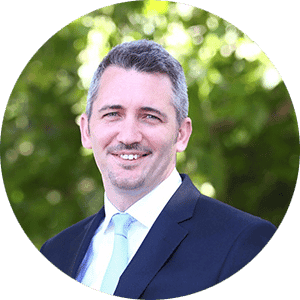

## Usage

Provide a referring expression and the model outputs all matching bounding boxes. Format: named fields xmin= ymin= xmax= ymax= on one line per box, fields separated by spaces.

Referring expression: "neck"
xmin=105 ymin=187 xmax=151 ymax=212
xmin=104 ymin=173 xmax=173 ymax=211
xmin=103 ymin=168 xmax=176 ymax=211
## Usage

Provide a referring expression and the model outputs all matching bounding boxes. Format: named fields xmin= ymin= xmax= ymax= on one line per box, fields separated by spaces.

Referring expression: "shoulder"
xmin=178 ymin=174 xmax=276 ymax=237
xmin=40 ymin=209 xmax=103 ymax=255
xmin=195 ymin=195 xmax=276 ymax=230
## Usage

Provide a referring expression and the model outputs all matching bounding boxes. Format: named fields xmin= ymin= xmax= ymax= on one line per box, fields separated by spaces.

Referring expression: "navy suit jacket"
xmin=40 ymin=174 xmax=276 ymax=299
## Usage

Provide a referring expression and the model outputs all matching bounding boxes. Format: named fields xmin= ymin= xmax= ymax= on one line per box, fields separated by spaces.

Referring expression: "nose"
xmin=116 ymin=117 xmax=142 ymax=145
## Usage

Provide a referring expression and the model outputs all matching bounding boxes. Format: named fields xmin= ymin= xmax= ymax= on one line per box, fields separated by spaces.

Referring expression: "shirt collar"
xmin=103 ymin=168 xmax=182 ymax=231
xmin=101 ymin=195 xmax=120 ymax=234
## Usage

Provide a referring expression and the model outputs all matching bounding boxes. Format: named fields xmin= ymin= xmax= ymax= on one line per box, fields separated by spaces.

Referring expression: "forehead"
xmin=95 ymin=66 xmax=174 ymax=110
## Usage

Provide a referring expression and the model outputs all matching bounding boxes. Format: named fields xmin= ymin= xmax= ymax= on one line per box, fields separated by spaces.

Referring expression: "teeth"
xmin=120 ymin=154 xmax=139 ymax=160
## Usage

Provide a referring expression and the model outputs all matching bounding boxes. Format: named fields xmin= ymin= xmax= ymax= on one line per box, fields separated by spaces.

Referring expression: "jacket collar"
xmin=114 ymin=174 xmax=200 ymax=298
xmin=68 ymin=207 xmax=105 ymax=278
xmin=67 ymin=174 xmax=200 ymax=297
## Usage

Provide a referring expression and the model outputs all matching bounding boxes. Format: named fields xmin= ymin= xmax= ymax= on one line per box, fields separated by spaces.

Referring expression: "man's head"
xmin=80 ymin=40 xmax=192 ymax=207
xmin=86 ymin=39 xmax=189 ymax=127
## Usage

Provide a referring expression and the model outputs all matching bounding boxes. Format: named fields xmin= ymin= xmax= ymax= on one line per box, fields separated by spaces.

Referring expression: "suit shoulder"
xmin=195 ymin=193 xmax=276 ymax=232
xmin=40 ymin=212 xmax=100 ymax=253
xmin=178 ymin=174 xmax=276 ymax=231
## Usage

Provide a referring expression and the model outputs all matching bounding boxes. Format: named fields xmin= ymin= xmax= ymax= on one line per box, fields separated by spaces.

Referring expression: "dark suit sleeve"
xmin=40 ymin=235 xmax=74 ymax=275
xmin=40 ymin=240 xmax=55 ymax=261
xmin=217 ymin=220 xmax=276 ymax=283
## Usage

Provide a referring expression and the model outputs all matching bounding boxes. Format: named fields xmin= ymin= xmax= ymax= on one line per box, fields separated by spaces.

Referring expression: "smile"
xmin=120 ymin=154 xmax=140 ymax=160
xmin=110 ymin=152 xmax=151 ymax=161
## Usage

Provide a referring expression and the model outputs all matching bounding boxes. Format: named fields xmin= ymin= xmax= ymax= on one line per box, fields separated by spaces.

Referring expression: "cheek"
xmin=146 ymin=126 xmax=177 ymax=147
xmin=152 ymin=136 xmax=177 ymax=158
xmin=90 ymin=126 xmax=116 ymax=149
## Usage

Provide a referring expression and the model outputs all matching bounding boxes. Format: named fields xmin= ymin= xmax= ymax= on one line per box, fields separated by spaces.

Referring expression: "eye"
xmin=103 ymin=112 xmax=119 ymax=118
xmin=144 ymin=114 xmax=162 ymax=122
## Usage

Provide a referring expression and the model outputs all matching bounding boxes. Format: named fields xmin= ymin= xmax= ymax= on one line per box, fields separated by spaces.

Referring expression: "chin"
xmin=108 ymin=172 xmax=146 ymax=191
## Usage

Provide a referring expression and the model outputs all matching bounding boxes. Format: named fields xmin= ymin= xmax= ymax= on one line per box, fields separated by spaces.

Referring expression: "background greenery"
xmin=1 ymin=1 xmax=299 ymax=250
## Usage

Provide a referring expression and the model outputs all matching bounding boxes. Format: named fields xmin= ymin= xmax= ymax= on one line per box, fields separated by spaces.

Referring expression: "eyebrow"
xmin=140 ymin=106 xmax=168 ymax=119
xmin=98 ymin=105 xmax=123 ymax=113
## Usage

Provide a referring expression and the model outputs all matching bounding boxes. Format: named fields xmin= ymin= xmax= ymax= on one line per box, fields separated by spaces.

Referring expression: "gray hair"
xmin=86 ymin=39 xmax=189 ymax=125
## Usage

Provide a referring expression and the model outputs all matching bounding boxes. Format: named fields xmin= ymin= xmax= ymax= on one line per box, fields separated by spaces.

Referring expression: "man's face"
xmin=80 ymin=66 xmax=191 ymax=197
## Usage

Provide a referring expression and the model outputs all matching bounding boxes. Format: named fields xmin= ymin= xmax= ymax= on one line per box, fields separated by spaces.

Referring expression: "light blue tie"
xmin=100 ymin=213 xmax=135 ymax=295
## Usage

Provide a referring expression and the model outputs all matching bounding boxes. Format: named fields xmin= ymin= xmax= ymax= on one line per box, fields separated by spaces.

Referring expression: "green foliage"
xmin=1 ymin=1 xmax=299 ymax=249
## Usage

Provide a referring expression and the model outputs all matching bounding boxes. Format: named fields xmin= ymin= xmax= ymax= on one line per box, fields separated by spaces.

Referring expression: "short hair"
xmin=86 ymin=39 xmax=189 ymax=125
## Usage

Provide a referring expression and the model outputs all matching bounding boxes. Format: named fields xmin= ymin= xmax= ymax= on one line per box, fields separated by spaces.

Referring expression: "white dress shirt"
xmin=76 ymin=168 xmax=182 ymax=290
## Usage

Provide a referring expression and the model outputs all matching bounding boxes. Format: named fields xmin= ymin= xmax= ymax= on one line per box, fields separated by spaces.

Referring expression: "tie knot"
xmin=112 ymin=213 xmax=135 ymax=237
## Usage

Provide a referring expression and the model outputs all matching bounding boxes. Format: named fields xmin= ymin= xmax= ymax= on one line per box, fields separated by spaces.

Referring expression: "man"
xmin=40 ymin=39 xmax=276 ymax=299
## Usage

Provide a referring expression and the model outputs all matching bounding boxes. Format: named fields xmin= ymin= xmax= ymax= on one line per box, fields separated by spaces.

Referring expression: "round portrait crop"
xmin=1 ymin=1 xmax=299 ymax=299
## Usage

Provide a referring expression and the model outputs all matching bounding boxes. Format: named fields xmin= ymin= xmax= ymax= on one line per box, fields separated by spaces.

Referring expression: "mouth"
xmin=110 ymin=152 xmax=151 ymax=161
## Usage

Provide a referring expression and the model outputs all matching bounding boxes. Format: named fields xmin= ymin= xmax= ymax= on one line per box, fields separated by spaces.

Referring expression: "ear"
xmin=176 ymin=117 xmax=192 ymax=153
xmin=79 ymin=113 xmax=92 ymax=149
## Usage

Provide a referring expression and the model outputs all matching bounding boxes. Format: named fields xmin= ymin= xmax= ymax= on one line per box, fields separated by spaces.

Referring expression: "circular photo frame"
xmin=1 ymin=1 xmax=299 ymax=299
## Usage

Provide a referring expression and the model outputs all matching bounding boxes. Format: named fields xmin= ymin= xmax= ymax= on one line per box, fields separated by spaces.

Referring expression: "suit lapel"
xmin=114 ymin=175 xmax=199 ymax=299
xmin=68 ymin=207 xmax=105 ymax=278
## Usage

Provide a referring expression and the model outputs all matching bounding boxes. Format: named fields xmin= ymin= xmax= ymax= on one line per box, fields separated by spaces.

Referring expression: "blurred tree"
xmin=1 ymin=1 xmax=299 ymax=249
